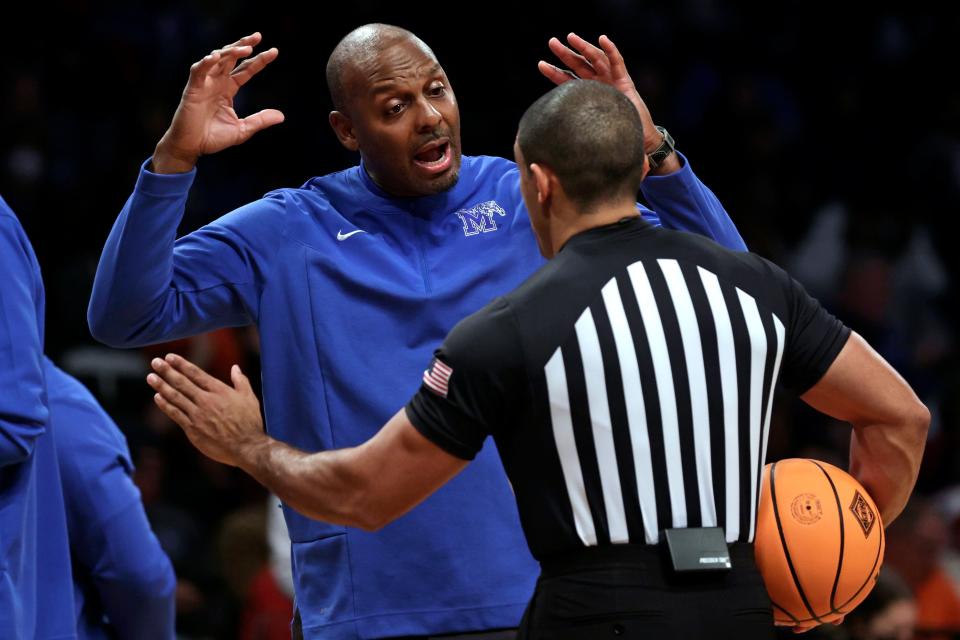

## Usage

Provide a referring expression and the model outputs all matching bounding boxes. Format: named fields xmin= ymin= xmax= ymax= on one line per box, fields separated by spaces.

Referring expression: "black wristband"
xmin=648 ymin=126 xmax=676 ymax=170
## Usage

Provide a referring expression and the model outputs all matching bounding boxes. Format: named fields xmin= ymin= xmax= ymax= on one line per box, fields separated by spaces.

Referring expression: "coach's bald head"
xmin=326 ymin=24 xmax=436 ymax=115
xmin=325 ymin=24 xmax=462 ymax=197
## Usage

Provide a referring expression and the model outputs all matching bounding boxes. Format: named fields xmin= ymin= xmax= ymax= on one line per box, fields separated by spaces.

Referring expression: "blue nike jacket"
xmin=88 ymin=154 xmax=744 ymax=638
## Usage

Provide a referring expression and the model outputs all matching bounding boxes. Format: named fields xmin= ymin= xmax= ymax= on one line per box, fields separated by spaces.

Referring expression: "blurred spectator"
xmin=844 ymin=570 xmax=916 ymax=640
xmin=885 ymin=498 xmax=960 ymax=639
xmin=933 ymin=486 xmax=960 ymax=596
xmin=267 ymin=494 xmax=295 ymax=602
xmin=218 ymin=505 xmax=294 ymax=640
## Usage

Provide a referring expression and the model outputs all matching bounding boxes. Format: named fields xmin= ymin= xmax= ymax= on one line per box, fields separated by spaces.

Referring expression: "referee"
xmin=147 ymin=80 xmax=930 ymax=639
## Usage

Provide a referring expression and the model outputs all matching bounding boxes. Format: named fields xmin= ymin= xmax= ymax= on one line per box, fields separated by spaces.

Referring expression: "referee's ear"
xmin=529 ymin=163 xmax=554 ymax=210
xmin=329 ymin=111 xmax=359 ymax=151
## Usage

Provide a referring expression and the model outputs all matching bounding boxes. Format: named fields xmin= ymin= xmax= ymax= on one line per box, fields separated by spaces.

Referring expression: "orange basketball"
xmin=754 ymin=458 xmax=885 ymax=626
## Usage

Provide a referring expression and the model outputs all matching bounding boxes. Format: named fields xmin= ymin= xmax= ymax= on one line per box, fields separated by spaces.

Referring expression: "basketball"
xmin=754 ymin=458 xmax=885 ymax=626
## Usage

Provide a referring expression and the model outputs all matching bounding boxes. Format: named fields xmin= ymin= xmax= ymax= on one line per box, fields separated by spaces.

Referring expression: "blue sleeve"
xmin=88 ymin=159 xmax=281 ymax=347
xmin=637 ymin=152 xmax=747 ymax=251
xmin=0 ymin=211 xmax=47 ymax=467
xmin=81 ymin=503 xmax=176 ymax=640
xmin=56 ymin=396 xmax=175 ymax=640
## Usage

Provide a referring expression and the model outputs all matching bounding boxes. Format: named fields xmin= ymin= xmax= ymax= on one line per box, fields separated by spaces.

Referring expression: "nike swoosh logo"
xmin=337 ymin=229 xmax=367 ymax=241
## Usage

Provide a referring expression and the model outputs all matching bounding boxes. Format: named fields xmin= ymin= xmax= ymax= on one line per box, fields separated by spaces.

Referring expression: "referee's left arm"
xmin=235 ymin=409 xmax=470 ymax=531
xmin=148 ymin=297 xmax=520 ymax=530
xmin=147 ymin=355 xmax=473 ymax=531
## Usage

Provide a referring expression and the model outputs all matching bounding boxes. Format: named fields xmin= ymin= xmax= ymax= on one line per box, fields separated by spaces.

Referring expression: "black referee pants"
xmin=518 ymin=543 xmax=775 ymax=640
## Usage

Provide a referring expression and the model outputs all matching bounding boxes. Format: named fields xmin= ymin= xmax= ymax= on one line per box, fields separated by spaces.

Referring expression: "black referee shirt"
xmin=406 ymin=217 xmax=849 ymax=560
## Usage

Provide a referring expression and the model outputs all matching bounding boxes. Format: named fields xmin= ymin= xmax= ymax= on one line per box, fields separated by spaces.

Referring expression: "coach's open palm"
xmin=152 ymin=32 xmax=284 ymax=173
xmin=147 ymin=353 xmax=266 ymax=468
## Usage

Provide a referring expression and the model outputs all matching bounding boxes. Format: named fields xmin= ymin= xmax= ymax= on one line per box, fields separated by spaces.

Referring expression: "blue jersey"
xmin=89 ymin=154 xmax=744 ymax=638
xmin=1 ymin=197 xmax=77 ymax=639
xmin=44 ymin=359 xmax=176 ymax=640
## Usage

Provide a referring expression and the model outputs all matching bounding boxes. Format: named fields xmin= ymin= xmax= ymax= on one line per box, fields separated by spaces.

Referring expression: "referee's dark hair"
xmin=517 ymin=80 xmax=647 ymax=212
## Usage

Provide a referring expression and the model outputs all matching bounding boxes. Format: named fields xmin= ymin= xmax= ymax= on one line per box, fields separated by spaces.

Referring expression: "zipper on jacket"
xmin=411 ymin=217 xmax=432 ymax=295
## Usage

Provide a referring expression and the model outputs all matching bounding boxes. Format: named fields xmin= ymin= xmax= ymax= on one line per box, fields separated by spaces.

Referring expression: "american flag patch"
xmin=423 ymin=358 xmax=453 ymax=397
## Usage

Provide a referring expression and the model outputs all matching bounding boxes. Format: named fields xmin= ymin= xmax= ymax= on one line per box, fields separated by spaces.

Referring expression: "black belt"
xmin=539 ymin=541 xmax=756 ymax=579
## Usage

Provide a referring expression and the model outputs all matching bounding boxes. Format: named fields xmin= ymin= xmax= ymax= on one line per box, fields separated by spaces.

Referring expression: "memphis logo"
xmin=456 ymin=201 xmax=507 ymax=236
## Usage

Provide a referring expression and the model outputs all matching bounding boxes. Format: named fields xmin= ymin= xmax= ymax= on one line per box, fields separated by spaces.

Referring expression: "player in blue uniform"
xmin=45 ymin=358 xmax=176 ymax=639
xmin=89 ymin=25 xmax=745 ymax=639
xmin=1 ymin=196 xmax=77 ymax=639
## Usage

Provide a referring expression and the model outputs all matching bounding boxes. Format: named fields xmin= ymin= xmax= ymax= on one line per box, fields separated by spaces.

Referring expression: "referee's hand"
xmin=147 ymin=353 xmax=266 ymax=468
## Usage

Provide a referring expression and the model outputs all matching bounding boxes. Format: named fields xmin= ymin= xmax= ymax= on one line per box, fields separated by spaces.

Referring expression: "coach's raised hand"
xmin=147 ymin=353 xmax=268 ymax=468
xmin=539 ymin=33 xmax=678 ymax=174
xmin=152 ymin=32 xmax=284 ymax=174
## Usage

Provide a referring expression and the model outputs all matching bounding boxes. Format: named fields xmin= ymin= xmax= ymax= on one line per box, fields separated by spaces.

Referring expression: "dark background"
xmin=3 ymin=1 xmax=959 ymax=636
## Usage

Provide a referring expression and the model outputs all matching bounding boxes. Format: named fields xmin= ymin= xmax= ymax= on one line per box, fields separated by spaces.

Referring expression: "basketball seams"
xmin=833 ymin=499 xmax=884 ymax=613
xmin=769 ymin=460 xmax=826 ymax=624
xmin=811 ymin=460 xmax=845 ymax=617
xmin=771 ymin=600 xmax=799 ymax=624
